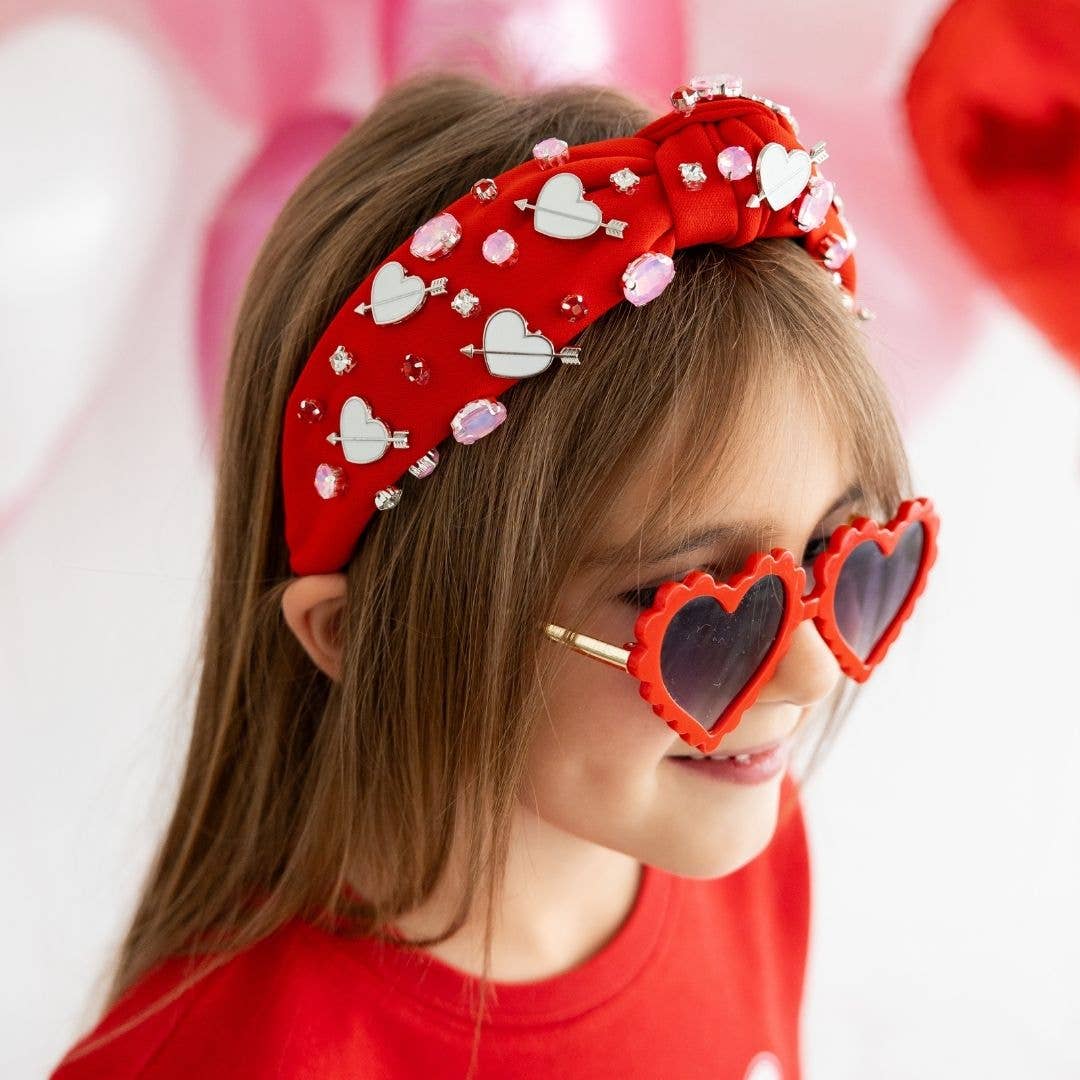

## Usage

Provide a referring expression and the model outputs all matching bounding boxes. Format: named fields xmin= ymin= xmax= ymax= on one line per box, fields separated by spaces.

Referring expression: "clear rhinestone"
xmin=297 ymin=398 xmax=324 ymax=423
xmin=560 ymin=293 xmax=588 ymax=321
xmin=678 ymin=162 xmax=707 ymax=190
xmin=609 ymin=167 xmax=641 ymax=194
xmin=689 ymin=72 xmax=743 ymax=99
xmin=450 ymin=288 xmax=480 ymax=318
xmin=400 ymin=354 xmax=430 ymax=385
xmin=471 ymin=178 xmax=498 ymax=201
xmin=408 ymin=449 xmax=440 ymax=478
xmin=670 ymin=84 xmax=698 ymax=114
xmin=374 ymin=485 xmax=402 ymax=511
xmin=329 ymin=345 xmax=354 ymax=375
xmin=314 ymin=463 xmax=346 ymax=499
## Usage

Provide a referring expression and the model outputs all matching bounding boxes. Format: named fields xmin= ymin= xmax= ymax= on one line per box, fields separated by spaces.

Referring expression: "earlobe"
xmin=281 ymin=573 xmax=348 ymax=681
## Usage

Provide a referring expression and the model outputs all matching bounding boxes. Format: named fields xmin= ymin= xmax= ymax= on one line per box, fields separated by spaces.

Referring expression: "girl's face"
xmin=529 ymin=386 xmax=858 ymax=878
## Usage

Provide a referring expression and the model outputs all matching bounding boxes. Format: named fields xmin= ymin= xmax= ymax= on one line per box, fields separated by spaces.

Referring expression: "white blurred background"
xmin=2 ymin=2 xmax=1078 ymax=1077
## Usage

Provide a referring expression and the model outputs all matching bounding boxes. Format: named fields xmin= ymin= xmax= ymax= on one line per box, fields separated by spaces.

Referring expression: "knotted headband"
xmin=281 ymin=80 xmax=862 ymax=574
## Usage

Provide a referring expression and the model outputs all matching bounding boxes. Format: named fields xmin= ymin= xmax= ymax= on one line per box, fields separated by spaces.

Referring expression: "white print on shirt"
xmin=743 ymin=1050 xmax=783 ymax=1080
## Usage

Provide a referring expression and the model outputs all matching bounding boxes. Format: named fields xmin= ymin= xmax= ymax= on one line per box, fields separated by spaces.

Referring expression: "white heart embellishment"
xmin=337 ymin=396 xmax=392 ymax=464
xmin=481 ymin=309 xmax=555 ymax=378
xmin=359 ymin=260 xmax=427 ymax=324
xmin=530 ymin=172 xmax=603 ymax=239
xmin=754 ymin=142 xmax=811 ymax=210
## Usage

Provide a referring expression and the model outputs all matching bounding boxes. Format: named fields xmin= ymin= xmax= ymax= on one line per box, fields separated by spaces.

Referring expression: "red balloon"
xmin=905 ymin=0 xmax=1080 ymax=376
xmin=196 ymin=111 xmax=354 ymax=433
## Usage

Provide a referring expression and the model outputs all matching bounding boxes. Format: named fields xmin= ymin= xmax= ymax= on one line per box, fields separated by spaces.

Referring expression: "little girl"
xmin=51 ymin=71 xmax=939 ymax=1079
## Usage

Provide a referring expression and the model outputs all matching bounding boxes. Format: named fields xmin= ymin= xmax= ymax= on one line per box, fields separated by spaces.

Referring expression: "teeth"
xmin=733 ymin=753 xmax=754 ymax=764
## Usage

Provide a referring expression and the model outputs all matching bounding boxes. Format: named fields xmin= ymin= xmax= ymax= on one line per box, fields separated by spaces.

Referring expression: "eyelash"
xmin=616 ymin=533 xmax=833 ymax=610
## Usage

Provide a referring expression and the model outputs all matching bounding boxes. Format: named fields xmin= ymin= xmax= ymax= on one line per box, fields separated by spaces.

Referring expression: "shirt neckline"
xmin=344 ymin=860 xmax=678 ymax=1026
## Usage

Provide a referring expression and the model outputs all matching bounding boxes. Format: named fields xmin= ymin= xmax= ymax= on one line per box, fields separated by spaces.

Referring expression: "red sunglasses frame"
xmin=543 ymin=497 xmax=940 ymax=754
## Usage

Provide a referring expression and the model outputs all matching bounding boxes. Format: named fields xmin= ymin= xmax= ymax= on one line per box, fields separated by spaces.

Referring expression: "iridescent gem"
xmin=621 ymin=251 xmax=675 ymax=307
xmin=374 ymin=485 xmax=402 ymax=511
xmin=678 ymin=162 xmax=707 ymax=191
xmin=409 ymin=212 xmax=461 ymax=260
xmin=670 ymin=84 xmax=698 ymax=115
xmin=482 ymin=229 xmax=518 ymax=267
xmin=690 ymin=72 xmax=743 ymax=98
xmin=716 ymin=145 xmax=753 ymax=181
xmin=314 ymin=463 xmax=346 ymax=499
xmin=450 ymin=288 xmax=481 ymax=317
xmin=472 ymin=178 xmax=498 ymax=201
xmin=451 ymin=398 xmax=507 ymax=444
xmin=610 ymin=167 xmax=641 ymax=194
xmin=533 ymin=137 xmax=569 ymax=169
xmin=401 ymin=354 xmax=430 ymax=385
xmin=329 ymin=345 xmax=355 ymax=375
xmin=408 ymin=449 xmax=440 ymax=479
xmin=794 ymin=176 xmax=835 ymax=232
xmin=560 ymin=294 xmax=588 ymax=321
xmin=297 ymin=398 xmax=324 ymax=423
xmin=820 ymin=232 xmax=852 ymax=270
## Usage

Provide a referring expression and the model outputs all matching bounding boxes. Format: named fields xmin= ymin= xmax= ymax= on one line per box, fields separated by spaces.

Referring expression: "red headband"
xmin=281 ymin=82 xmax=861 ymax=575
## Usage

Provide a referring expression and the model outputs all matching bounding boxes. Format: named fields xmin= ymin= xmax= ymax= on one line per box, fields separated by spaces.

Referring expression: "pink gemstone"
xmin=297 ymin=398 xmax=324 ymax=423
xmin=451 ymin=398 xmax=507 ymax=444
xmin=716 ymin=145 xmax=752 ymax=181
xmin=621 ymin=251 xmax=675 ymax=307
xmin=482 ymin=229 xmax=518 ymax=266
xmin=410 ymin=212 xmax=461 ymax=260
xmin=794 ymin=177 xmax=835 ymax=232
xmin=314 ymin=463 xmax=346 ymax=499
xmin=533 ymin=137 xmax=569 ymax=169
xmin=820 ymin=232 xmax=852 ymax=270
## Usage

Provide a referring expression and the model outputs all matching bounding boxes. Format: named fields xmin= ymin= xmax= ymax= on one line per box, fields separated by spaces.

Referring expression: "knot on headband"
xmin=281 ymin=86 xmax=862 ymax=575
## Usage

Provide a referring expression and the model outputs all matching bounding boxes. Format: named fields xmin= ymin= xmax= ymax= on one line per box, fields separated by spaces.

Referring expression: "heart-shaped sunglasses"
xmin=542 ymin=497 xmax=939 ymax=753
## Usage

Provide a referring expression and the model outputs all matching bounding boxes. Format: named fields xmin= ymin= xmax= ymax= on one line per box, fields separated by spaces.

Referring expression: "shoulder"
xmin=49 ymin=919 xmax=385 ymax=1080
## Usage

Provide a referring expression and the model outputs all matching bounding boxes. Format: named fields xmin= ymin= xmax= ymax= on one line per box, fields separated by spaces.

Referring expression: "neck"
xmin=384 ymin=801 xmax=643 ymax=983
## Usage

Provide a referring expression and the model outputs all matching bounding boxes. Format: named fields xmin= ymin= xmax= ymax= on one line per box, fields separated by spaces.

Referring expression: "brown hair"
xmin=73 ymin=70 xmax=910 ymax=1075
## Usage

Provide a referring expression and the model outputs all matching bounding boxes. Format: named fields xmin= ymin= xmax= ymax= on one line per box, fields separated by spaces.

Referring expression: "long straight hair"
xmin=76 ymin=71 xmax=910 ymax=1075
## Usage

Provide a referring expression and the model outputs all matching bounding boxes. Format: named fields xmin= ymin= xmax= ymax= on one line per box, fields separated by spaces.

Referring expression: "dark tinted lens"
xmin=659 ymin=574 xmax=787 ymax=732
xmin=833 ymin=523 xmax=925 ymax=660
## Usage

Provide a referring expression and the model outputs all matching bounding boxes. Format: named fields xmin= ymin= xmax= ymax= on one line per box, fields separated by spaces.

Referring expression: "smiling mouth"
xmin=669 ymin=739 xmax=786 ymax=764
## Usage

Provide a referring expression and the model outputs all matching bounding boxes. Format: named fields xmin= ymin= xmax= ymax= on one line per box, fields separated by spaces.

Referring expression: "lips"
xmin=670 ymin=737 xmax=786 ymax=761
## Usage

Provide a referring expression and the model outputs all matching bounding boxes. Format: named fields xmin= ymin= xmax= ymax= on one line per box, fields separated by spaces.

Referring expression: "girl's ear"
xmin=281 ymin=573 xmax=348 ymax=682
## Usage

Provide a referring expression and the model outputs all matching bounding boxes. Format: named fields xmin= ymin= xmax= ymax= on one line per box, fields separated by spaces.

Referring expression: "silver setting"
xmin=460 ymin=308 xmax=581 ymax=379
xmin=450 ymin=288 xmax=481 ymax=317
xmin=408 ymin=449 xmax=440 ymax=479
xmin=610 ymin=167 xmax=641 ymax=194
xmin=745 ymin=140 xmax=828 ymax=211
xmin=354 ymin=261 xmax=448 ymax=324
xmin=374 ymin=486 xmax=402 ymax=511
xmin=329 ymin=345 xmax=355 ymax=375
xmin=325 ymin=396 xmax=410 ymax=464
xmin=515 ymin=172 xmax=627 ymax=240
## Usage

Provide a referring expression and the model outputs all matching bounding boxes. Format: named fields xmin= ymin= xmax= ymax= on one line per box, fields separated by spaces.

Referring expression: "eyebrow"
xmin=595 ymin=481 xmax=865 ymax=566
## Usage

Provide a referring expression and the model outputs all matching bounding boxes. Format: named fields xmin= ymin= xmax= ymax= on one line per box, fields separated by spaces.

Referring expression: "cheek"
xmin=522 ymin=646 xmax=671 ymax=838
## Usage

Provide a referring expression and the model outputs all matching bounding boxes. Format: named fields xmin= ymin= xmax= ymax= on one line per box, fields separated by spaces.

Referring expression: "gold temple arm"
xmin=542 ymin=623 xmax=632 ymax=671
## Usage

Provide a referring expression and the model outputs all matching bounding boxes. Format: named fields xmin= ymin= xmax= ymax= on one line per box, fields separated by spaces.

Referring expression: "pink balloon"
xmin=151 ymin=0 xmax=327 ymax=124
xmin=197 ymin=111 xmax=354 ymax=432
xmin=781 ymin=92 xmax=981 ymax=425
xmin=378 ymin=0 xmax=687 ymax=112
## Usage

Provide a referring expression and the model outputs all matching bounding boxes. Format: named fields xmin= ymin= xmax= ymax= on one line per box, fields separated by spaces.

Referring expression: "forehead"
xmin=602 ymin=369 xmax=853 ymax=553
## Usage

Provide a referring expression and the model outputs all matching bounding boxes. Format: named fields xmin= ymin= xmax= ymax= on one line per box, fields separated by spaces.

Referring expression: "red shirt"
xmin=51 ymin=774 xmax=810 ymax=1079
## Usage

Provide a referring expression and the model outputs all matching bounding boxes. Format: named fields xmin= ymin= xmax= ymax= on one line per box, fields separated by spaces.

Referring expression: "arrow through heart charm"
xmin=460 ymin=308 xmax=581 ymax=378
xmin=515 ymin=172 xmax=627 ymax=239
xmin=354 ymin=261 xmax=448 ymax=324
xmin=746 ymin=140 xmax=829 ymax=210
xmin=326 ymin=396 xmax=410 ymax=464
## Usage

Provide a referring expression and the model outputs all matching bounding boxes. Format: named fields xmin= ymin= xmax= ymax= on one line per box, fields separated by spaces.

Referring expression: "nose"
xmin=759 ymin=617 xmax=840 ymax=708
